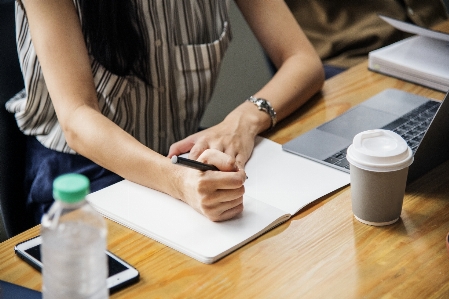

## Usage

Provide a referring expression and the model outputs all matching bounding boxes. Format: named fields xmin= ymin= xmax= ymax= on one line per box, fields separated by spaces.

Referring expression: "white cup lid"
xmin=346 ymin=129 xmax=413 ymax=172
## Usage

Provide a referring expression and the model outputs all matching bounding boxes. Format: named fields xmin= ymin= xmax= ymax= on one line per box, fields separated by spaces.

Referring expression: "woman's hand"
xmin=168 ymin=101 xmax=264 ymax=171
xmin=168 ymin=102 xmax=263 ymax=221
xmin=173 ymin=149 xmax=247 ymax=221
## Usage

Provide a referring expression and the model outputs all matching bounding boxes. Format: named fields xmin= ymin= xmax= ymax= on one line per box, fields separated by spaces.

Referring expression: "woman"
xmin=7 ymin=0 xmax=324 ymax=223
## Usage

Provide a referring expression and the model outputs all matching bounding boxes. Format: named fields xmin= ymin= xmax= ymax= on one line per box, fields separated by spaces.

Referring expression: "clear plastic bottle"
xmin=41 ymin=173 xmax=108 ymax=299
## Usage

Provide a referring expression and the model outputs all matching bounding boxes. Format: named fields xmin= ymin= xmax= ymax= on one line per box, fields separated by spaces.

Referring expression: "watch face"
xmin=247 ymin=97 xmax=276 ymax=129
xmin=258 ymin=99 xmax=270 ymax=110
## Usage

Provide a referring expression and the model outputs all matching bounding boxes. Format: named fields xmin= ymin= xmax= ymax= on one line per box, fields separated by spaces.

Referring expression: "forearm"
xmin=254 ymin=51 xmax=324 ymax=123
xmin=233 ymin=0 xmax=325 ymax=135
xmin=21 ymin=0 xmax=184 ymax=199
xmin=68 ymin=111 xmax=246 ymax=222
xmin=226 ymin=52 xmax=324 ymax=135
xmin=64 ymin=105 xmax=182 ymax=198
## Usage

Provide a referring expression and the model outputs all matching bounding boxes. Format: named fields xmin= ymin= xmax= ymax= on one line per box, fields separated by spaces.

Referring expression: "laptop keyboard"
xmin=323 ymin=100 xmax=441 ymax=170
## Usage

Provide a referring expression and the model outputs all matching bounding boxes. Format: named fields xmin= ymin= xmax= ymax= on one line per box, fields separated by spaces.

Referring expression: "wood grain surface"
xmin=1 ymin=22 xmax=449 ymax=299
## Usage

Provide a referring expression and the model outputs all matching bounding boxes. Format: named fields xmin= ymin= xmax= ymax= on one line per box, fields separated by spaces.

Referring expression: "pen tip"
xmin=171 ymin=156 xmax=178 ymax=164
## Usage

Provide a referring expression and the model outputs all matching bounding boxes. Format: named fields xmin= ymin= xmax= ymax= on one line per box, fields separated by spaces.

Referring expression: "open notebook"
xmin=86 ymin=137 xmax=349 ymax=264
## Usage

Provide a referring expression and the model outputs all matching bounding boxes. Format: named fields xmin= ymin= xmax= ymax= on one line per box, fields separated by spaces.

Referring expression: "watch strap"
xmin=247 ymin=96 xmax=277 ymax=130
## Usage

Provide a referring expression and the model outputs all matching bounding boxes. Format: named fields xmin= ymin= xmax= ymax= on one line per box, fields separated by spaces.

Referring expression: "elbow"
xmin=62 ymin=119 xmax=82 ymax=153
xmin=315 ymin=67 xmax=325 ymax=93
xmin=58 ymin=105 xmax=90 ymax=154
xmin=280 ymin=50 xmax=325 ymax=96
xmin=310 ymin=53 xmax=325 ymax=93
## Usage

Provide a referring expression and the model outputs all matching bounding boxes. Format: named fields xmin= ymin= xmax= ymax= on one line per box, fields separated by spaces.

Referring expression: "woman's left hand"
xmin=168 ymin=108 xmax=260 ymax=170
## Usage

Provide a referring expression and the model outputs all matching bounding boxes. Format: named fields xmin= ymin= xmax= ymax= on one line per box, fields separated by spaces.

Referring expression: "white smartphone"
xmin=14 ymin=236 xmax=139 ymax=294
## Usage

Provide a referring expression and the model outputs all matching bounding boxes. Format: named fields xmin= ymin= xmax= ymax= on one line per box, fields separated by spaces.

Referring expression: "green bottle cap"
xmin=53 ymin=173 xmax=90 ymax=203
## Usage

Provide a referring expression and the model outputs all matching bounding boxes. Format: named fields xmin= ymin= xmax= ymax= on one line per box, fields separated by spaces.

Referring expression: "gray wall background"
xmin=200 ymin=2 xmax=271 ymax=128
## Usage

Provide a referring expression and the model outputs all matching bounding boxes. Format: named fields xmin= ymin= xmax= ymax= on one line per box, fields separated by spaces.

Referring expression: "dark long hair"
xmin=78 ymin=0 xmax=150 ymax=84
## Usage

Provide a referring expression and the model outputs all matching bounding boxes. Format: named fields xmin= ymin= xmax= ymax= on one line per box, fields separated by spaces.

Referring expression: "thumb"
xmin=168 ymin=138 xmax=195 ymax=158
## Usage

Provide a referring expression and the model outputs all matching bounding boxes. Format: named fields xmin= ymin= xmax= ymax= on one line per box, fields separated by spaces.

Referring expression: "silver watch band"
xmin=247 ymin=96 xmax=277 ymax=130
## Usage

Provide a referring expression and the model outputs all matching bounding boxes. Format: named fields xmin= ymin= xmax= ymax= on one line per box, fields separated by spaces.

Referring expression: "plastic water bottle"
xmin=41 ymin=173 xmax=108 ymax=299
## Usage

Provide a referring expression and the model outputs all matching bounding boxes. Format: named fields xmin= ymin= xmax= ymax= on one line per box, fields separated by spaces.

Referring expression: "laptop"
xmin=282 ymin=88 xmax=449 ymax=184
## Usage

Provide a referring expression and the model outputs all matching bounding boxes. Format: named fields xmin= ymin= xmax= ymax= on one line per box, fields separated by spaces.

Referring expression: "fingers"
xmin=169 ymin=129 xmax=253 ymax=221
xmin=179 ymin=160 xmax=246 ymax=222
xmin=234 ymin=152 xmax=249 ymax=173
xmin=168 ymin=127 xmax=254 ymax=171
xmin=188 ymin=138 xmax=223 ymax=161
xmin=167 ymin=138 xmax=195 ymax=158
xmin=189 ymin=138 xmax=239 ymax=162
xmin=216 ymin=203 xmax=244 ymax=221
xmin=168 ymin=134 xmax=221 ymax=161
xmin=199 ymin=189 xmax=245 ymax=222
xmin=188 ymin=142 xmax=209 ymax=161
xmin=197 ymin=149 xmax=238 ymax=173
xmin=196 ymin=169 xmax=246 ymax=221
xmin=205 ymin=200 xmax=244 ymax=222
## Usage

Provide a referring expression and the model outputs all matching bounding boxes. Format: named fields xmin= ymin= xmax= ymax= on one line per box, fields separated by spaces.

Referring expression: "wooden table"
xmin=2 ymin=28 xmax=449 ymax=299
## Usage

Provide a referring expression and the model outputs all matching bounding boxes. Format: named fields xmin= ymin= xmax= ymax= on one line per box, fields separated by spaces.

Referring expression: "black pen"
xmin=171 ymin=155 xmax=248 ymax=178
xmin=171 ymin=155 xmax=219 ymax=171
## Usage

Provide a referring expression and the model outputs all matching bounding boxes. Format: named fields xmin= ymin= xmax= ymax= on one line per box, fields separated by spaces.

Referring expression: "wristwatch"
xmin=247 ymin=96 xmax=277 ymax=130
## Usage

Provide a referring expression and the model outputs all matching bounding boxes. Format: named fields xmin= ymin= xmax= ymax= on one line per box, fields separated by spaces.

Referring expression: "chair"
xmin=0 ymin=0 xmax=33 ymax=241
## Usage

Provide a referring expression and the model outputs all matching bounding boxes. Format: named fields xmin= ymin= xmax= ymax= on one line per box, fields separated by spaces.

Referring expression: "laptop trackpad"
xmin=318 ymin=106 xmax=398 ymax=140
xmin=282 ymin=129 xmax=350 ymax=160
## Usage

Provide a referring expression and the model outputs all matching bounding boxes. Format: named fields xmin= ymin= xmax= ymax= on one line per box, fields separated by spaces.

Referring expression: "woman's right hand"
xmin=172 ymin=149 xmax=246 ymax=222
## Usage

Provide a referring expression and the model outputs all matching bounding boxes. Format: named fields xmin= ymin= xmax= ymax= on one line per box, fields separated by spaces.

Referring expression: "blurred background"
xmin=201 ymin=0 xmax=449 ymax=128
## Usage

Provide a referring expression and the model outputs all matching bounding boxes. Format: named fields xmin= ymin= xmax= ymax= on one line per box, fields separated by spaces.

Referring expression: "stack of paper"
xmin=368 ymin=15 xmax=449 ymax=92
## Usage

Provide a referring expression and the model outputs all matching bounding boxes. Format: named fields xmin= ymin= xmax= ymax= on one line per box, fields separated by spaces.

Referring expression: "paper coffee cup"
xmin=346 ymin=129 xmax=413 ymax=226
